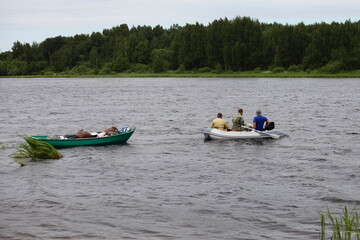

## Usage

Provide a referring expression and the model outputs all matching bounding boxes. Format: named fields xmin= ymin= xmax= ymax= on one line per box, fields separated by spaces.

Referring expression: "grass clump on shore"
xmin=11 ymin=136 xmax=62 ymax=166
xmin=321 ymin=206 xmax=360 ymax=240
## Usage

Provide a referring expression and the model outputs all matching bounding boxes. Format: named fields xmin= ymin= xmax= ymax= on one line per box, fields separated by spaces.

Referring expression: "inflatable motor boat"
xmin=203 ymin=127 xmax=287 ymax=140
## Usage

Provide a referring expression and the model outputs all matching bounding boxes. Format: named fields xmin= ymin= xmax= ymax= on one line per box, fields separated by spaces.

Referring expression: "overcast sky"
xmin=1 ymin=0 xmax=359 ymax=52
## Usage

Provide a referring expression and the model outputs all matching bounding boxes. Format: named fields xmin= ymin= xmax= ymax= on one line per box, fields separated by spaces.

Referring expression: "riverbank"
xmin=2 ymin=71 xmax=360 ymax=78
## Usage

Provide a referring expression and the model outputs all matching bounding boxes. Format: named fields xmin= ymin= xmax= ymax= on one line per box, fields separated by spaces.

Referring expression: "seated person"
xmin=211 ymin=113 xmax=230 ymax=131
xmin=232 ymin=108 xmax=245 ymax=131
xmin=253 ymin=110 xmax=270 ymax=131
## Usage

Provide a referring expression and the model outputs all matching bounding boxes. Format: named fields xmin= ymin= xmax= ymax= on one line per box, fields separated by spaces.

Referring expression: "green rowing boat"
xmin=31 ymin=128 xmax=135 ymax=148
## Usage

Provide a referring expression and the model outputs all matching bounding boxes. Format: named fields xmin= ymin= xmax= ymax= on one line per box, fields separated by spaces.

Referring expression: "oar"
xmin=241 ymin=125 xmax=280 ymax=139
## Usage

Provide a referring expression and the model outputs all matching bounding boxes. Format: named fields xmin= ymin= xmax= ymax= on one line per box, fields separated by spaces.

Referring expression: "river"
xmin=0 ymin=77 xmax=359 ymax=239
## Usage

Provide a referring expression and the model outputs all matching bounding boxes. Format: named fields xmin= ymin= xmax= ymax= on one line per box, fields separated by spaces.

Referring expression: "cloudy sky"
xmin=1 ymin=0 xmax=359 ymax=52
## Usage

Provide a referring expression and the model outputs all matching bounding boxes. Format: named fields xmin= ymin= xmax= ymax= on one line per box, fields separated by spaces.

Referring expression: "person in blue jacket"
xmin=253 ymin=110 xmax=270 ymax=131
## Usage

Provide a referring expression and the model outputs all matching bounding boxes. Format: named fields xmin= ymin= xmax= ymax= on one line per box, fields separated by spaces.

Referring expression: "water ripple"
xmin=1 ymin=78 xmax=360 ymax=239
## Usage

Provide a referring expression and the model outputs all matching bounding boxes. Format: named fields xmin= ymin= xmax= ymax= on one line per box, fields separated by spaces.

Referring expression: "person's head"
xmin=217 ymin=113 xmax=223 ymax=118
xmin=256 ymin=110 xmax=262 ymax=116
xmin=238 ymin=108 xmax=243 ymax=114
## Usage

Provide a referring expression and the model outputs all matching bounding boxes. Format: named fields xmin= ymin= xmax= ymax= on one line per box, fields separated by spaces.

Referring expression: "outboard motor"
xmin=265 ymin=122 xmax=275 ymax=130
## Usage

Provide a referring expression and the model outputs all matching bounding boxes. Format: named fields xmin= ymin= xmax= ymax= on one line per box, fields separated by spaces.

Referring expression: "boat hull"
xmin=203 ymin=128 xmax=286 ymax=140
xmin=31 ymin=129 xmax=135 ymax=148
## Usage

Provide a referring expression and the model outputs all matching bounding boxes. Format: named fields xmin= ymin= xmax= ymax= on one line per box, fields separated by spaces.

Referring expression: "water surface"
xmin=0 ymin=78 xmax=359 ymax=239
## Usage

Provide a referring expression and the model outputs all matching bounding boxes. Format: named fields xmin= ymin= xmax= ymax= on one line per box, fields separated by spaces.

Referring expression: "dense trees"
xmin=1 ymin=17 xmax=359 ymax=76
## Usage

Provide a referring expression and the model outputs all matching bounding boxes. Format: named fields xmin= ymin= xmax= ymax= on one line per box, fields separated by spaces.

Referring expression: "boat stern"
xmin=202 ymin=128 xmax=212 ymax=139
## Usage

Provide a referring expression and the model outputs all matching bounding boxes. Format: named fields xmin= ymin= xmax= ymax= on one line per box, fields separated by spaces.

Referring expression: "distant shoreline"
xmin=2 ymin=71 xmax=360 ymax=78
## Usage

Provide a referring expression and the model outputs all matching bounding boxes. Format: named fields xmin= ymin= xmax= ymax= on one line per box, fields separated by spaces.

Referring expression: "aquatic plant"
xmin=321 ymin=205 xmax=360 ymax=240
xmin=11 ymin=136 xmax=63 ymax=164
xmin=0 ymin=143 xmax=6 ymax=149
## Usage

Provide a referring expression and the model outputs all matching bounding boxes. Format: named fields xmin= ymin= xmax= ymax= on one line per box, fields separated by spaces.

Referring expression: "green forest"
xmin=1 ymin=16 xmax=360 ymax=76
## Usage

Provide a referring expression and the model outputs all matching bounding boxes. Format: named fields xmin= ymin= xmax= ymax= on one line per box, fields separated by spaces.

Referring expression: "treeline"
xmin=1 ymin=16 xmax=360 ymax=76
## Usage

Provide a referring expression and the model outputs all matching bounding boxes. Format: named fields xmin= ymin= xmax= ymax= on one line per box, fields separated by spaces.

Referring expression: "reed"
xmin=321 ymin=206 xmax=360 ymax=240
xmin=11 ymin=136 xmax=62 ymax=165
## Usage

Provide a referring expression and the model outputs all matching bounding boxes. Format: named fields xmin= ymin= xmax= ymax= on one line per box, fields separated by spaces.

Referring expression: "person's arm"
xmin=265 ymin=120 xmax=270 ymax=127
xmin=240 ymin=117 xmax=244 ymax=126
xmin=210 ymin=121 xmax=215 ymax=128
xmin=253 ymin=122 xmax=256 ymax=129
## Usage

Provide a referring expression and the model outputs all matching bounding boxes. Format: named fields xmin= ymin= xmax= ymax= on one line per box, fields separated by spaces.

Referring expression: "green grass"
xmin=321 ymin=206 xmax=360 ymax=240
xmin=2 ymin=70 xmax=360 ymax=78
xmin=11 ymin=136 xmax=63 ymax=166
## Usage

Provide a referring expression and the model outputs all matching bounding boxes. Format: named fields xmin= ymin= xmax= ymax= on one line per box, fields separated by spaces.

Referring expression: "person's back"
xmin=232 ymin=108 xmax=244 ymax=131
xmin=253 ymin=110 xmax=269 ymax=131
xmin=211 ymin=113 xmax=229 ymax=131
